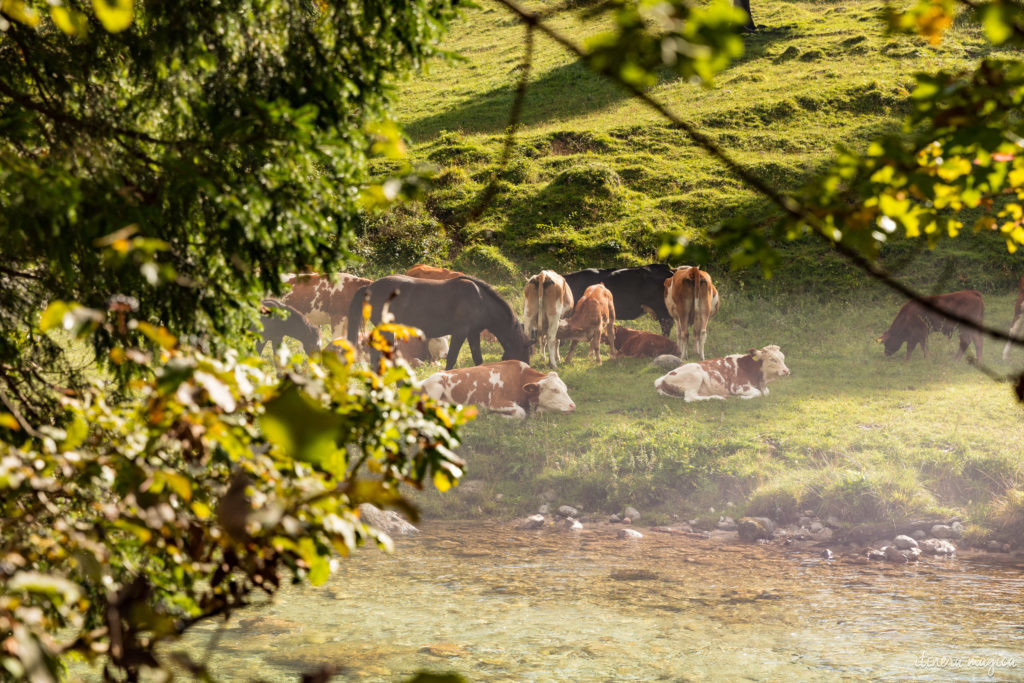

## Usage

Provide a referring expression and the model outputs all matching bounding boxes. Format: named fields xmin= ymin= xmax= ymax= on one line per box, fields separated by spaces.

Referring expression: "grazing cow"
xmin=563 ymin=264 xmax=677 ymax=335
xmin=283 ymin=272 xmax=371 ymax=338
xmin=879 ymin=290 xmax=984 ymax=361
xmin=405 ymin=264 xmax=465 ymax=280
xmin=557 ymin=284 xmax=616 ymax=364
xmin=1002 ymin=275 xmax=1024 ymax=361
xmin=664 ymin=266 xmax=719 ymax=361
xmin=346 ymin=275 xmax=531 ymax=370
xmin=655 ymin=345 xmax=790 ymax=401
xmin=256 ymin=299 xmax=322 ymax=356
xmin=421 ymin=360 xmax=576 ymax=418
xmin=614 ymin=327 xmax=681 ymax=358
xmin=524 ymin=270 xmax=574 ymax=367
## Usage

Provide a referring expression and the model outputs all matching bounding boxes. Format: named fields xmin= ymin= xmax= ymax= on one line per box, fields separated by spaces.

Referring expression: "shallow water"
xmin=173 ymin=521 xmax=1024 ymax=681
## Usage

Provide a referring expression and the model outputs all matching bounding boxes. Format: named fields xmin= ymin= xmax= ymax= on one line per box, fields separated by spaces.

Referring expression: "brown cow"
xmin=394 ymin=336 xmax=449 ymax=367
xmin=283 ymin=272 xmax=371 ymax=339
xmin=405 ymin=264 xmax=465 ymax=280
xmin=614 ymin=328 xmax=681 ymax=358
xmin=524 ymin=270 xmax=574 ymax=368
xmin=557 ymin=284 xmax=616 ymax=364
xmin=1002 ymin=275 xmax=1024 ymax=361
xmin=664 ymin=266 xmax=719 ymax=361
xmin=880 ymin=290 xmax=984 ymax=361
xmin=420 ymin=360 xmax=576 ymax=418
xmin=655 ymin=345 xmax=790 ymax=401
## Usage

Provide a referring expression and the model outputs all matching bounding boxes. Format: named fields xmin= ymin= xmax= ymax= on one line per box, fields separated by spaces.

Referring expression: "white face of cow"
xmin=755 ymin=345 xmax=790 ymax=380
xmin=528 ymin=372 xmax=576 ymax=413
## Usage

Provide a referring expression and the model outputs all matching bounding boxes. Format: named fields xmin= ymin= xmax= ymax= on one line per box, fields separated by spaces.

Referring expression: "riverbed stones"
xmin=884 ymin=545 xmax=921 ymax=563
xmin=623 ymin=506 xmax=641 ymax=521
xmin=809 ymin=521 xmax=824 ymax=534
xmin=357 ymin=503 xmax=418 ymax=536
xmin=738 ymin=517 xmax=776 ymax=542
xmin=912 ymin=530 xmax=926 ymax=540
xmin=618 ymin=528 xmax=643 ymax=540
xmin=930 ymin=524 xmax=962 ymax=539
xmin=652 ymin=354 xmax=682 ymax=370
xmin=519 ymin=514 xmax=546 ymax=530
xmin=608 ymin=513 xmax=622 ymax=523
xmin=562 ymin=517 xmax=583 ymax=531
xmin=557 ymin=505 xmax=579 ymax=518
xmin=920 ymin=538 xmax=956 ymax=556
xmin=893 ymin=535 xmax=919 ymax=550
xmin=811 ymin=527 xmax=833 ymax=542
xmin=865 ymin=548 xmax=886 ymax=561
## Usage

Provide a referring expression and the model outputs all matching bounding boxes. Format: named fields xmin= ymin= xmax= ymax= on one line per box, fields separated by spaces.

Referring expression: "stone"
xmin=608 ymin=514 xmax=622 ymax=523
xmin=623 ymin=506 xmax=641 ymax=521
xmin=737 ymin=517 xmax=776 ymax=542
xmin=893 ymin=535 xmax=919 ymax=550
xmin=825 ymin=515 xmax=841 ymax=528
xmin=357 ymin=503 xmax=418 ymax=536
xmin=519 ymin=514 xmax=545 ymax=530
xmin=538 ymin=503 xmax=551 ymax=515
xmin=563 ymin=518 xmax=583 ymax=531
xmin=920 ymin=538 xmax=956 ymax=556
xmin=865 ymin=548 xmax=886 ymax=561
xmin=541 ymin=489 xmax=557 ymax=502
xmin=987 ymin=540 xmax=1004 ymax=552
xmin=798 ymin=516 xmax=813 ymax=528
xmin=557 ymin=505 xmax=578 ymax=518
xmin=931 ymin=524 xmax=955 ymax=539
xmin=618 ymin=528 xmax=643 ymax=540
xmin=717 ymin=516 xmax=738 ymax=531
xmin=621 ymin=517 xmax=632 ymax=525
xmin=820 ymin=549 xmax=834 ymax=560
xmin=809 ymin=521 xmax=824 ymax=533
xmin=708 ymin=507 xmax=716 ymax=514
xmin=884 ymin=546 xmax=908 ymax=564
xmin=912 ymin=530 xmax=926 ymax=540
xmin=652 ymin=354 xmax=683 ymax=370
xmin=812 ymin=527 xmax=833 ymax=541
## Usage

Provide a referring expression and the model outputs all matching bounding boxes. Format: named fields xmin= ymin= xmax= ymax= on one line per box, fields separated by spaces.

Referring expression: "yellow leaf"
xmin=163 ymin=471 xmax=193 ymax=502
xmin=191 ymin=501 xmax=212 ymax=520
xmin=51 ymin=6 xmax=88 ymax=35
xmin=92 ymin=0 xmax=133 ymax=32
xmin=134 ymin=321 xmax=178 ymax=350
xmin=39 ymin=301 xmax=70 ymax=332
xmin=1 ymin=0 xmax=40 ymax=27
xmin=433 ymin=469 xmax=452 ymax=493
xmin=0 ymin=413 xmax=20 ymax=431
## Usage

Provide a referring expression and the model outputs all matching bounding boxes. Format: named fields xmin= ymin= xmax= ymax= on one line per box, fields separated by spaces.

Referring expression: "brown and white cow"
xmin=664 ymin=266 xmax=719 ymax=361
xmin=405 ymin=264 xmax=465 ymax=281
xmin=654 ymin=345 xmax=790 ymax=401
xmin=420 ymin=360 xmax=576 ymax=419
xmin=557 ymin=283 xmax=616 ymax=364
xmin=283 ymin=272 xmax=371 ymax=339
xmin=395 ymin=336 xmax=449 ymax=367
xmin=1002 ymin=275 xmax=1024 ymax=361
xmin=614 ymin=327 xmax=681 ymax=358
xmin=524 ymin=270 xmax=574 ymax=367
xmin=879 ymin=290 xmax=984 ymax=361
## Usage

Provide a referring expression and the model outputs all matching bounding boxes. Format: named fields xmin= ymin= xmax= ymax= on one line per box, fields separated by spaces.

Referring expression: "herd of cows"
xmin=257 ymin=264 xmax=1024 ymax=418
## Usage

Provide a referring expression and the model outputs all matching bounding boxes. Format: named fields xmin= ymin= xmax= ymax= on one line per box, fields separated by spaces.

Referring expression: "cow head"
xmin=501 ymin=322 xmax=533 ymax=363
xmin=878 ymin=327 xmax=904 ymax=357
xmin=750 ymin=345 xmax=790 ymax=380
xmin=524 ymin=372 xmax=576 ymax=413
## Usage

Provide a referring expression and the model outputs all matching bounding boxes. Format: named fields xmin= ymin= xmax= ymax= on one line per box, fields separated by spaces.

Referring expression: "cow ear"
xmin=524 ymin=382 xmax=540 ymax=394
xmin=748 ymin=348 xmax=759 ymax=360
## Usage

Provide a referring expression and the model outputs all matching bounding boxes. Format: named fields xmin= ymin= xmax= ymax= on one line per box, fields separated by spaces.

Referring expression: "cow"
xmin=557 ymin=284 xmax=616 ymax=364
xmin=664 ymin=266 xmax=719 ymax=361
xmin=346 ymin=275 xmax=531 ymax=370
xmin=405 ymin=264 xmax=465 ymax=280
xmin=654 ymin=345 xmax=790 ymax=401
xmin=394 ymin=336 xmax=450 ymax=367
xmin=523 ymin=270 xmax=574 ymax=367
xmin=256 ymin=299 xmax=322 ymax=357
xmin=282 ymin=272 xmax=371 ymax=339
xmin=613 ymin=327 xmax=681 ymax=358
xmin=879 ymin=290 xmax=984 ymax=361
xmin=1002 ymin=275 xmax=1024 ymax=361
xmin=562 ymin=264 xmax=677 ymax=335
xmin=420 ymin=360 xmax=576 ymax=418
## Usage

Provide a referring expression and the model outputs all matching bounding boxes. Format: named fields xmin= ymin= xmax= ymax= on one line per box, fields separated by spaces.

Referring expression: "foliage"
xmin=0 ymin=314 xmax=471 ymax=680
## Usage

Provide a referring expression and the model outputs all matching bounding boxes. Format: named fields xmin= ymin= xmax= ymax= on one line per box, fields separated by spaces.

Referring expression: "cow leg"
xmin=446 ymin=334 xmax=466 ymax=370
xmin=546 ymin=316 xmax=560 ymax=368
xmin=467 ymin=333 xmax=483 ymax=366
xmin=973 ymin=330 xmax=983 ymax=362
xmin=591 ymin=330 xmax=602 ymax=364
xmin=677 ymin=327 xmax=690 ymax=360
xmin=697 ymin=324 xmax=708 ymax=361
xmin=659 ymin=316 xmax=674 ymax=336
xmin=1004 ymin=315 xmax=1024 ymax=361
xmin=564 ymin=340 xmax=579 ymax=363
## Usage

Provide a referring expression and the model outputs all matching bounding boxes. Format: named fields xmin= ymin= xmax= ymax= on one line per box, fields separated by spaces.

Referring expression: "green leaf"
xmin=260 ymin=384 xmax=345 ymax=469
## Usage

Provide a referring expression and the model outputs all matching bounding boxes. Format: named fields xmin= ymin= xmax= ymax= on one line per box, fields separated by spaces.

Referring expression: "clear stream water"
xmin=164 ymin=521 xmax=1024 ymax=681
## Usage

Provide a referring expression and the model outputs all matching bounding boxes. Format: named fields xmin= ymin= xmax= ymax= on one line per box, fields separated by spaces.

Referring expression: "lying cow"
xmin=558 ymin=284 xmax=616 ymax=364
xmin=614 ymin=327 xmax=681 ymax=358
xmin=654 ymin=345 xmax=790 ymax=401
xmin=395 ymin=336 xmax=449 ymax=367
xmin=405 ymin=264 xmax=465 ymax=280
xmin=524 ymin=270 xmax=574 ymax=367
xmin=420 ymin=360 xmax=576 ymax=418
xmin=1002 ymin=274 xmax=1024 ymax=361
xmin=879 ymin=290 xmax=984 ymax=361
xmin=256 ymin=299 xmax=322 ymax=357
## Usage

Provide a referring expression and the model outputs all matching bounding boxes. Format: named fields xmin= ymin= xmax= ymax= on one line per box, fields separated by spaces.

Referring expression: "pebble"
xmin=893 ymin=535 xmax=919 ymax=550
xmin=618 ymin=528 xmax=643 ymax=540
xmin=652 ymin=354 xmax=682 ymax=370
xmin=624 ymin=506 xmax=641 ymax=522
xmin=557 ymin=505 xmax=578 ymax=518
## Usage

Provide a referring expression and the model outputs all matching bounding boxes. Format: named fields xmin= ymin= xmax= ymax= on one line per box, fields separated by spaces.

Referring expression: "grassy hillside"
xmin=353 ymin=0 xmax=1024 ymax=537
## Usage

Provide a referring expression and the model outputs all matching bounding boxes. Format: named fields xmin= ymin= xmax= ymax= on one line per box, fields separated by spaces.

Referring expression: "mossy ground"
xmin=361 ymin=0 xmax=1024 ymax=535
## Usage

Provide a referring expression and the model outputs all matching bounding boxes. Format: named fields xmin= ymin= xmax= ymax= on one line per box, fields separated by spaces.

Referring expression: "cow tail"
xmin=685 ymin=266 xmax=700 ymax=327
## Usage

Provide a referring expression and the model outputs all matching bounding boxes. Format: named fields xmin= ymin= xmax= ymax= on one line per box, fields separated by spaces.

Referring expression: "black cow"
xmin=346 ymin=275 xmax=532 ymax=370
xmin=256 ymin=299 xmax=322 ymax=356
xmin=562 ymin=264 xmax=678 ymax=335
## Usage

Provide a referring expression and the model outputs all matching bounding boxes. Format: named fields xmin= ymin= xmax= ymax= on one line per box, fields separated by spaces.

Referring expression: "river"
xmin=172 ymin=521 xmax=1023 ymax=681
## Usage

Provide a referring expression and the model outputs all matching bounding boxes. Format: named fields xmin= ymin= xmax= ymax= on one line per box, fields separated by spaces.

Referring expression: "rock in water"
xmin=820 ymin=549 xmax=834 ymax=560
xmin=563 ymin=518 xmax=583 ymax=531
xmin=652 ymin=354 xmax=683 ymax=370
xmin=557 ymin=505 xmax=579 ymax=518
xmin=931 ymin=524 xmax=955 ymax=539
xmin=618 ymin=528 xmax=643 ymax=540
xmin=519 ymin=514 xmax=546 ymax=530
xmin=737 ymin=517 xmax=776 ymax=542
xmin=920 ymin=538 xmax=956 ymax=556
xmin=623 ymin=506 xmax=641 ymax=522
xmin=893 ymin=534 xmax=919 ymax=550
xmin=357 ymin=503 xmax=418 ymax=536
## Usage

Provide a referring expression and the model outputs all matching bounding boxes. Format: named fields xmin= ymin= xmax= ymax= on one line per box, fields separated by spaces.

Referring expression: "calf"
xmin=558 ymin=284 xmax=616 ymax=364
xmin=1002 ymin=275 xmax=1024 ymax=361
xmin=654 ymin=345 xmax=790 ymax=401
xmin=405 ymin=264 xmax=465 ymax=280
xmin=256 ymin=299 xmax=322 ymax=357
xmin=615 ymin=328 xmax=681 ymax=358
xmin=524 ymin=270 xmax=574 ymax=367
xmin=394 ymin=336 xmax=449 ymax=367
xmin=664 ymin=266 xmax=719 ymax=361
xmin=420 ymin=360 xmax=576 ymax=419
xmin=879 ymin=290 xmax=984 ymax=361
xmin=283 ymin=272 xmax=371 ymax=339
